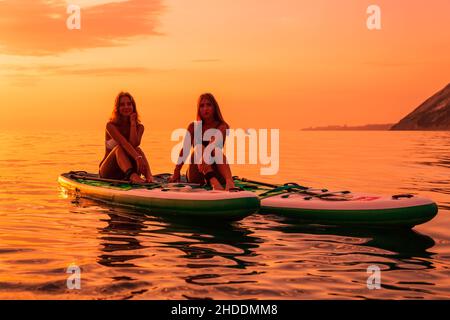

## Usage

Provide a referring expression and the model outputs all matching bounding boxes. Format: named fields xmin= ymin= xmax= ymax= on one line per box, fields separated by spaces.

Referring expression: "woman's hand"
xmin=130 ymin=113 xmax=138 ymax=125
xmin=169 ymin=170 xmax=181 ymax=183
xmin=135 ymin=155 xmax=146 ymax=174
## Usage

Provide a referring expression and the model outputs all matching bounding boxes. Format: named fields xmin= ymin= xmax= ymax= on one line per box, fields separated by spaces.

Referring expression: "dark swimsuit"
xmin=186 ymin=140 xmax=226 ymax=185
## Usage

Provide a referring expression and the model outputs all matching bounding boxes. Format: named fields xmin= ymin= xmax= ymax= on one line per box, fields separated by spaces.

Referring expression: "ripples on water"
xmin=0 ymin=130 xmax=449 ymax=299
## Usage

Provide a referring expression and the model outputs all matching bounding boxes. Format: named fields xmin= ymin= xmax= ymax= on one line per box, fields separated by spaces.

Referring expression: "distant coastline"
xmin=303 ymin=83 xmax=449 ymax=132
xmin=302 ymin=124 xmax=394 ymax=131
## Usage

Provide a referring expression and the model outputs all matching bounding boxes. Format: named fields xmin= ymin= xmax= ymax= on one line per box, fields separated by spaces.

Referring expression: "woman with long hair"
xmin=99 ymin=92 xmax=153 ymax=183
xmin=169 ymin=93 xmax=235 ymax=190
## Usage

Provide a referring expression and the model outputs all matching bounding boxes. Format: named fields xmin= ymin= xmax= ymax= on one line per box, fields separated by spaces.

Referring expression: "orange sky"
xmin=0 ymin=0 xmax=449 ymax=130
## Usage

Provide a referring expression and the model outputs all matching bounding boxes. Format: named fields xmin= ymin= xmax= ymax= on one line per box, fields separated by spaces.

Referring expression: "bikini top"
xmin=105 ymin=124 xmax=140 ymax=151
xmin=106 ymin=138 xmax=118 ymax=150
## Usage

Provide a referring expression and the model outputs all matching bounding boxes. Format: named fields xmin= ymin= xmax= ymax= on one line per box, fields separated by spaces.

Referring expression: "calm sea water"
xmin=0 ymin=129 xmax=449 ymax=299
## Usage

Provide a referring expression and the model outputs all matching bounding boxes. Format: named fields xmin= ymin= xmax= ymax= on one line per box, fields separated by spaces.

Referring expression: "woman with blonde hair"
xmin=99 ymin=92 xmax=153 ymax=183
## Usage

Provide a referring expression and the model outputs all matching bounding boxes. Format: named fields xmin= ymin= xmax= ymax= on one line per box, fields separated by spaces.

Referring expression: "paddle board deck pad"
xmin=233 ymin=178 xmax=438 ymax=228
xmin=58 ymin=172 xmax=260 ymax=220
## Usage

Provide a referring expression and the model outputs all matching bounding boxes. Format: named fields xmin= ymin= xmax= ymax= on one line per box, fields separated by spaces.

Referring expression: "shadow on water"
xmin=268 ymin=215 xmax=436 ymax=269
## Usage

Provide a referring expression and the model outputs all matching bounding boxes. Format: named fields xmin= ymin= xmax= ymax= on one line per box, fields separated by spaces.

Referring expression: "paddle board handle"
xmin=392 ymin=194 xmax=414 ymax=200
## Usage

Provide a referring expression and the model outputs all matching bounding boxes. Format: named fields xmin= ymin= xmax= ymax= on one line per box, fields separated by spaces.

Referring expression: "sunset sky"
xmin=0 ymin=0 xmax=449 ymax=130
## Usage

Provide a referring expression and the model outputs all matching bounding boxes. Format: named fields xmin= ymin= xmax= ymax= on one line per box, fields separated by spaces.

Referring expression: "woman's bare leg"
xmin=136 ymin=147 xmax=153 ymax=182
xmin=186 ymin=161 xmax=222 ymax=190
xmin=187 ymin=162 xmax=204 ymax=184
xmin=215 ymin=154 xmax=235 ymax=190
xmin=197 ymin=164 xmax=224 ymax=190
xmin=115 ymin=146 xmax=145 ymax=183
xmin=186 ymin=153 xmax=225 ymax=190
xmin=99 ymin=148 xmax=121 ymax=179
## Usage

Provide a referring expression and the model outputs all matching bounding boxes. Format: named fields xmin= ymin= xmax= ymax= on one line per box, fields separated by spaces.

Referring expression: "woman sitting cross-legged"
xmin=99 ymin=91 xmax=153 ymax=184
xmin=169 ymin=93 xmax=235 ymax=190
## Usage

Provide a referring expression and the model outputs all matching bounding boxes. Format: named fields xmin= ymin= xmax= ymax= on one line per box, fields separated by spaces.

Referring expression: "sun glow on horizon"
xmin=0 ymin=0 xmax=449 ymax=130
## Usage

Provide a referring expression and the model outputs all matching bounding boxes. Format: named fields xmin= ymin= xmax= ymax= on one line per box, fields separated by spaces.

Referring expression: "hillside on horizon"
xmin=391 ymin=83 xmax=450 ymax=130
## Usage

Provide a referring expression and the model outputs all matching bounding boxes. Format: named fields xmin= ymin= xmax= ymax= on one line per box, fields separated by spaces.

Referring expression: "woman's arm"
xmin=197 ymin=123 xmax=228 ymax=173
xmin=208 ymin=123 xmax=228 ymax=148
xmin=130 ymin=123 xmax=144 ymax=147
xmin=106 ymin=122 xmax=140 ymax=159
xmin=218 ymin=123 xmax=228 ymax=145
xmin=174 ymin=122 xmax=195 ymax=172
xmin=169 ymin=123 xmax=194 ymax=182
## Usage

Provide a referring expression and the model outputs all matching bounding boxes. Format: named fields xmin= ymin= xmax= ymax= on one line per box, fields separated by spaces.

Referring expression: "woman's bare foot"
xmin=209 ymin=177 xmax=224 ymax=190
xmin=130 ymin=173 xmax=146 ymax=184
xmin=225 ymin=179 xmax=236 ymax=191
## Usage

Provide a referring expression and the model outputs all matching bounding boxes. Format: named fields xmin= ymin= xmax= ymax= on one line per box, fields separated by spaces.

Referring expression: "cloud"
xmin=0 ymin=64 xmax=170 ymax=86
xmin=363 ymin=61 xmax=427 ymax=67
xmin=0 ymin=0 xmax=165 ymax=56
xmin=191 ymin=59 xmax=221 ymax=63
xmin=0 ymin=63 xmax=168 ymax=74
xmin=7 ymin=74 xmax=40 ymax=87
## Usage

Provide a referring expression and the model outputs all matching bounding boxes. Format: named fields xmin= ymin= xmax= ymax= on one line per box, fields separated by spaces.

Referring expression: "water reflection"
xmin=98 ymin=211 xmax=148 ymax=268
xmin=270 ymin=215 xmax=436 ymax=270
xmin=152 ymin=217 xmax=261 ymax=268
xmin=71 ymin=198 xmax=262 ymax=291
